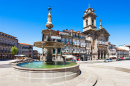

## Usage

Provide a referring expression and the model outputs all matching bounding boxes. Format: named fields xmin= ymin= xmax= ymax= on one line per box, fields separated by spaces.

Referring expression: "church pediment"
xmin=97 ymin=28 xmax=110 ymax=36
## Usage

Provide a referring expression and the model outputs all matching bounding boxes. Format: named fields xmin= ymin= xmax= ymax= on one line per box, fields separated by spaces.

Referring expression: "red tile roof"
xmin=116 ymin=48 xmax=128 ymax=51
xmin=125 ymin=45 xmax=130 ymax=47
xmin=19 ymin=43 xmax=33 ymax=46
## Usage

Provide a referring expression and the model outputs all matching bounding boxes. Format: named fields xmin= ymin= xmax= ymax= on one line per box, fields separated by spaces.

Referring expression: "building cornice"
xmin=83 ymin=12 xmax=97 ymax=19
xmin=0 ymin=35 xmax=18 ymax=41
xmin=83 ymin=25 xmax=97 ymax=29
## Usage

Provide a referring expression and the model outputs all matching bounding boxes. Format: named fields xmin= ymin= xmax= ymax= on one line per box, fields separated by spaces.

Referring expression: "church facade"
xmin=83 ymin=5 xmax=110 ymax=60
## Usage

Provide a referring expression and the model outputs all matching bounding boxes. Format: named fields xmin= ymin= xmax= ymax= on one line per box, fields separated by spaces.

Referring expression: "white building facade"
xmin=108 ymin=42 xmax=117 ymax=58
xmin=117 ymin=45 xmax=129 ymax=58
xmin=18 ymin=43 xmax=33 ymax=58
xmin=0 ymin=32 xmax=18 ymax=59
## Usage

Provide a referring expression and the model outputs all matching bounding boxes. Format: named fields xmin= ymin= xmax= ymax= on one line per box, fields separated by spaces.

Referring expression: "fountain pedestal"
xmin=46 ymin=48 xmax=53 ymax=62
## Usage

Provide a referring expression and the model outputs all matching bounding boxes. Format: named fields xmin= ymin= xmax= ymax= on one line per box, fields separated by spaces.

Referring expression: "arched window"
xmin=104 ymin=41 xmax=106 ymax=45
xmin=86 ymin=20 xmax=88 ymax=26
xmin=98 ymin=40 xmax=100 ymax=44
xmin=92 ymin=19 xmax=94 ymax=25
xmin=101 ymin=40 xmax=103 ymax=44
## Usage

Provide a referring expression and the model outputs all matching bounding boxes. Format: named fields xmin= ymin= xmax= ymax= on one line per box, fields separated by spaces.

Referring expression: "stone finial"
xmin=46 ymin=6 xmax=53 ymax=29
xmin=100 ymin=19 xmax=101 ymax=25
xmin=48 ymin=6 xmax=52 ymax=12
xmin=89 ymin=4 xmax=90 ymax=8
xmin=99 ymin=19 xmax=102 ymax=29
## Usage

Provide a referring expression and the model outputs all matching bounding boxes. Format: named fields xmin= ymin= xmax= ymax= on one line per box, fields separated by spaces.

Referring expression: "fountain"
xmin=13 ymin=6 xmax=80 ymax=83
xmin=34 ymin=6 xmax=64 ymax=63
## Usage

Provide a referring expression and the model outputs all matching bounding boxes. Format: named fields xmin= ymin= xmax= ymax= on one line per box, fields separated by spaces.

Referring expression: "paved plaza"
xmin=0 ymin=60 xmax=130 ymax=86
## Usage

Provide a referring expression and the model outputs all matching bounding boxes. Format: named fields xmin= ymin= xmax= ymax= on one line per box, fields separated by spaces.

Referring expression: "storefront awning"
xmin=110 ymin=55 xmax=117 ymax=57
xmin=51 ymin=36 xmax=61 ymax=39
xmin=15 ymin=54 xmax=25 ymax=57
xmin=62 ymin=55 xmax=76 ymax=59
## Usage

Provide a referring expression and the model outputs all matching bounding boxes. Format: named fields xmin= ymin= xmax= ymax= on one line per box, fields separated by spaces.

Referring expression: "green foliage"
xmin=11 ymin=46 xmax=18 ymax=55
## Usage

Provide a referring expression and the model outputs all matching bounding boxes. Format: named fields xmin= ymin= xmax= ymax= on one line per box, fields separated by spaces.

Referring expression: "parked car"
xmin=116 ymin=58 xmax=122 ymax=61
xmin=124 ymin=58 xmax=130 ymax=60
xmin=104 ymin=58 xmax=112 ymax=62
xmin=111 ymin=57 xmax=117 ymax=61
xmin=120 ymin=57 xmax=124 ymax=60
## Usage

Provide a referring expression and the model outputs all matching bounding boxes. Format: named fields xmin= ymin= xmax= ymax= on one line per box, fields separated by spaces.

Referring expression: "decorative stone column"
xmin=46 ymin=48 xmax=53 ymax=62
xmin=60 ymin=48 xmax=62 ymax=60
xmin=55 ymin=48 xmax=56 ymax=60
xmin=104 ymin=51 xmax=106 ymax=59
xmin=100 ymin=51 xmax=101 ymax=59
xmin=102 ymin=51 xmax=104 ymax=60
xmin=42 ymin=48 xmax=44 ymax=61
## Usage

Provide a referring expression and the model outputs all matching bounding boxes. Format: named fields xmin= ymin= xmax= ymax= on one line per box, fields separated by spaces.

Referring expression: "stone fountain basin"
xmin=34 ymin=41 xmax=64 ymax=48
xmin=13 ymin=63 xmax=80 ymax=83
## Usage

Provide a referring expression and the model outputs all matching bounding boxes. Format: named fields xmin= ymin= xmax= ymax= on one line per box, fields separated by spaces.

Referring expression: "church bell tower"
xmin=83 ymin=4 xmax=97 ymax=32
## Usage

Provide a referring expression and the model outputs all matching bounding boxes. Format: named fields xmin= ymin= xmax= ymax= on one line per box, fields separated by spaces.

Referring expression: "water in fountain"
xmin=17 ymin=61 xmax=76 ymax=69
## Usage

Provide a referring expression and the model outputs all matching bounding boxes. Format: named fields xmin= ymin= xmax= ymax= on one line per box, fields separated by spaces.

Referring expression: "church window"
xmin=92 ymin=20 xmax=94 ymax=25
xmin=86 ymin=20 xmax=88 ymax=26
xmin=104 ymin=41 xmax=106 ymax=45
xmin=98 ymin=40 xmax=100 ymax=44
xmin=101 ymin=40 xmax=103 ymax=44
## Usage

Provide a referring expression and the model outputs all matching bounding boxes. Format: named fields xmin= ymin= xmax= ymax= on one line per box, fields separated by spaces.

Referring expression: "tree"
xmin=11 ymin=46 xmax=18 ymax=55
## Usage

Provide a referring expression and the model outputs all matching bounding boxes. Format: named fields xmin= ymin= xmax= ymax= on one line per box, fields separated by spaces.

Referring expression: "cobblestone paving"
xmin=0 ymin=64 xmax=12 ymax=68
xmin=0 ymin=60 xmax=97 ymax=86
xmin=1 ymin=60 xmax=130 ymax=86
xmin=85 ymin=61 xmax=130 ymax=86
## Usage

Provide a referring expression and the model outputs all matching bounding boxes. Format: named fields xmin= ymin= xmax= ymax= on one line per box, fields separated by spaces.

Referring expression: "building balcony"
xmin=73 ymin=51 xmax=77 ymax=53
xmin=62 ymin=41 xmax=65 ymax=44
xmin=73 ymin=36 xmax=79 ymax=38
xmin=58 ymin=52 xmax=61 ymax=54
xmin=79 ymin=37 xmax=85 ymax=39
xmin=69 ymin=42 xmax=73 ymax=45
xmin=65 ymin=42 xmax=73 ymax=45
xmin=76 ymin=36 xmax=79 ymax=38
xmin=0 ymin=42 xmax=2 ymax=45
xmin=0 ymin=50 xmax=10 ymax=53
xmin=2 ymin=43 xmax=5 ymax=45
xmin=22 ymin=47 xmax=33 ymax=49
xmin=66 ymin=41 xmax=69 ymax=44
xmin=0 ymin=50 xmax=2 ymax=53
xmin=8 ymin=44 xmax=14 ymax=46
xmin=73 ymin=42 xmax=78 ymax=45
xmin=22 ymin=51 xmax=32 ymax=54
xmin=98 ymin=43 xmax=108 ymax=46
xmin=73 ymin=36 xmax=75 ymax=38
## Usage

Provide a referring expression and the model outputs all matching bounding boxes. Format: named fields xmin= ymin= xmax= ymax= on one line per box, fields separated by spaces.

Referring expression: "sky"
xmin=0 ymin=0 xmax=130 ymax=53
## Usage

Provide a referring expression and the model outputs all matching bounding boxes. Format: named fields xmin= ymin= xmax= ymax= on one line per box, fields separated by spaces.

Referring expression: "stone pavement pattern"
xmin=0 ymin=60 xmax=130 ymax=86
xmin=0 ymin=60 xmax=97 ymax=86
xmin=81 ymin=61 xmax=130 ymax=86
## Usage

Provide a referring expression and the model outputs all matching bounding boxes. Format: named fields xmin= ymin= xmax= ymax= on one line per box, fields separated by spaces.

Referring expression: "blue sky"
xmin=0 ymin=0 xmax=130 ymax=53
